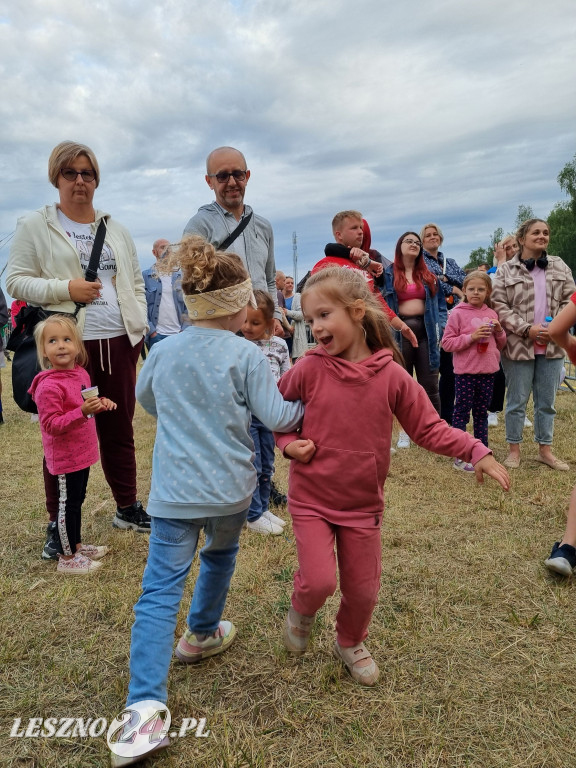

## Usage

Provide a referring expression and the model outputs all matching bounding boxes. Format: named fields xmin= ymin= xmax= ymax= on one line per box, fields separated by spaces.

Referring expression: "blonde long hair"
xmin=158 ymin=235 xmax=248 ymax=294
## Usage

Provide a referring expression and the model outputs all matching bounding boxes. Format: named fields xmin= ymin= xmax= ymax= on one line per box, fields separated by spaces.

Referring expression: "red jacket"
xmin=276 ymin=346 xmax=490 ymax=527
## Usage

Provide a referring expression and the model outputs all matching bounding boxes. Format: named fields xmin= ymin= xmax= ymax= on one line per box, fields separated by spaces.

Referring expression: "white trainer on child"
xmin=487 ymin=412 xmax=499 ymax=427
xmin=247 ymin=516 xmax=283 ymax=536
xmin=396 ymin=431 xmax=410 ymax=449
xmin=262 ymin=509 xmax=286 ymax=528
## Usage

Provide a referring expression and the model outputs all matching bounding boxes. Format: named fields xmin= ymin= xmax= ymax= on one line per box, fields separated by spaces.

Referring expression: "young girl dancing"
xmin=241 ymin=290 xmax=291 ymax=535
xmin=115 ymin=236 xmax=303 ymax=766
xmin=29 ymin=315 xmax=116 ymax=574
xmin=441 ymin=271 xmax=507 ymax=472
xmin=275 ymin=267 xmax=509 ymax=686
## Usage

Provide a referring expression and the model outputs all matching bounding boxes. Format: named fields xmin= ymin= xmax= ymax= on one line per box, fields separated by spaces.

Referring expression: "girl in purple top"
xmin=29 ymin=315 xmax=116 ymax=574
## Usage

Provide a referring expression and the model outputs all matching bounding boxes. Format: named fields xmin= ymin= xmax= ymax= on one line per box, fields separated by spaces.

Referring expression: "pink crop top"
xmin=396 ymin=282 xmax=426 ymax=303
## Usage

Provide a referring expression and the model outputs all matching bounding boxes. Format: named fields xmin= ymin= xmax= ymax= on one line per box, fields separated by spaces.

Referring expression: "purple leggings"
xmin=452 ymin=373 xmax=495 ymax=447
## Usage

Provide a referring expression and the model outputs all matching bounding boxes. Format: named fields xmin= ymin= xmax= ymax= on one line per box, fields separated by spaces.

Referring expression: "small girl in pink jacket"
xmin=442 ymin=271 xmax=507 ymax=471
xmin=29 ymin=315 xmax=116 ymax=574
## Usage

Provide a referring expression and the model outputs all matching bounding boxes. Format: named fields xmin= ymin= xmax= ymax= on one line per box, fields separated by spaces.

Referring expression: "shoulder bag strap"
xmin=74 ymin=219 xmax=107 ymax=317
xmin=218 ymin=211 xmax=253 ymax=251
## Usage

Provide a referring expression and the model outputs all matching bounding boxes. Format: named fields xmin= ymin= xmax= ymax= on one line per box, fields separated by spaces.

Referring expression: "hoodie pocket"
xmin=290 ymin=444 xmax=380 ymax=512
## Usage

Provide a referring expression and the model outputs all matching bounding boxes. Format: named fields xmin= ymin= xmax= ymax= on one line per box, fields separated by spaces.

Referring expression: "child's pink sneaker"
xmin=175 ymin=621 xmax=236 ymax=663
xmin=57 ymin=552 xmax=102 ymax=574
xmin=78 ymin=544 xmax=109 ymax=560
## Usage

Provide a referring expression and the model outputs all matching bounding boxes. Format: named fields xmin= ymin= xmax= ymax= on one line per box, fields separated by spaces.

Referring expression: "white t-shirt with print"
xmin=57 ymin=210 xmax=125 ymax=340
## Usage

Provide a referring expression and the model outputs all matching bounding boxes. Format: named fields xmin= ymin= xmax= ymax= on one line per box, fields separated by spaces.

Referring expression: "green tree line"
xmin=465 ymin=155 xmax=576 ymax=274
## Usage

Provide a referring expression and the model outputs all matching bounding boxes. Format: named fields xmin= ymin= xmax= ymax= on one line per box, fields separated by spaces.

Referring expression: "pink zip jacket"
xmin=441 ymin=302 xmax=506 ymax=375
xmin=275 ymin=346 xmax=491 ymax=528
xmin=29 ymin=366 xmax=99 ymax=475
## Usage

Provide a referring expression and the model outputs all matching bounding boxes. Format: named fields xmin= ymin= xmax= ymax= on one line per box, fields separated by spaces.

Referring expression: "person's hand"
xmin=368 ymin=260 xmax=383 ymax=277
xmin=471 ymin=322 xmax=492 ymax=341
xmin=529 ymin=324 xmax=551 ymax=344
xmin=273 ymin=319 xmax=284 ymax=337
xmin=491 ymin=319 xmax=503 ymax=333
xmin=81 ymin=397 xmax=104 ymax=417
xmin=150 ymin=331 xmax=157 ymax=339
xmin=473 ymin=455 xmax=510 ymax=490
xmin=349 ymin=247 xmax=368 ymax=265
xmin=99 ymin=397 xmax=117 ymax=411
xmin=493 ymin=241 xmax=507 ymax=267
xmin=452 ymin=286 xmax=464 ymax=299
xmin=284 ymin=438 xmax=316 ymax=464
xmin=565 ymin=336 xmax=576 ymax=365
xmin=401 ymin=325 xmax=418 ymax=348
xmin=68 ymin=278 xmax=102 ymax=304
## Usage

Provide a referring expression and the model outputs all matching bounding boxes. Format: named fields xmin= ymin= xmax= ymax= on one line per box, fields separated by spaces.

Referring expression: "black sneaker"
xmin=545 ymin=541 xmax=576 ymax=577
xmin=113 ymin=500 xmax=151 ymax=532
xmin=269 ymin=481 xmax=287 ymax=508
xmin=42 ymin=521 xmax=62 ymax=560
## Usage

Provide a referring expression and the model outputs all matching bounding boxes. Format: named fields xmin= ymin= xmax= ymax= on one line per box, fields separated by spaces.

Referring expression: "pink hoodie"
xmin=28 ymin=366 xmax=99 ymax=475
xmin=275 ymin=346 xmax=490 ymax=527
xmin=441 ymin=302 xmax=506 ymax=375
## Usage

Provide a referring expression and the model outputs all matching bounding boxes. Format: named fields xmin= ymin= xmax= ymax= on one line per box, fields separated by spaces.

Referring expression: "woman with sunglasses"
xmin=383 ymin=232 xmax=447 ymax=448
xmin=6 ymin=141 xmax=149 ymax=550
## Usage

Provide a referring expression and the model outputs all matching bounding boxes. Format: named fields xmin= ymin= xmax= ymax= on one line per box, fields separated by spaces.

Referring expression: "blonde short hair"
xmin=332 ymin=210 xmax=362 ymax=235
xmin=48 ymin=141 xmax=100 ymax=188
xmin=419 ymin=223 xmax=444 ymax=245
xmin=33 ymin=315 xmax=88 ymax=370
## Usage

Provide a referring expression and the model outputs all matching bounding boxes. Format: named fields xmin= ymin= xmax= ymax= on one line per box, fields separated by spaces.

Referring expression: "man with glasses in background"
xmin=183 ymin=146 xmax=283 ymax=335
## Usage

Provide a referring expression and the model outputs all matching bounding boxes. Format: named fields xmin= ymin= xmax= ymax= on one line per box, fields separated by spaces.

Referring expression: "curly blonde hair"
xmin=158 ymin=235 xmax=248 ymax=295
xmin=302 ymin=267 xmax=403 ymax=362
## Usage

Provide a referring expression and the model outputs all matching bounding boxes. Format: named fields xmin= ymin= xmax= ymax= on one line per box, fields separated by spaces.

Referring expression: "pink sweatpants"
xmin=291 ymin=513 xmax=382 ymax=647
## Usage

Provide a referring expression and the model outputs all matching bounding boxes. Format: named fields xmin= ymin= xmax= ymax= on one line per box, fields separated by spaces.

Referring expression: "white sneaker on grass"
xmin=247 ymin=516 xmax=283 ymax=535
xmin=524 ymin=416 xmax=532 ymax=427
xmin=396 ymin=431 xmax=410 ymax=449
xmin=453 ymin=459 xmax=475 ymax=473
xmin=487 ymin=412 xmax=499 ymax=427
xmin=262 ymin=509 xmax=286 ymax=528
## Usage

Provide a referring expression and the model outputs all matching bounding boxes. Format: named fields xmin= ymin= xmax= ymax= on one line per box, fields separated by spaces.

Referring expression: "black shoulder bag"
xmin=8 ymin=220 xmax=107 ymax=413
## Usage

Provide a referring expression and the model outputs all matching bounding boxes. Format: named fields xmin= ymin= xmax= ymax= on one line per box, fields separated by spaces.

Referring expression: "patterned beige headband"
xmin=184 ymin=278 xmax=257 ymax=320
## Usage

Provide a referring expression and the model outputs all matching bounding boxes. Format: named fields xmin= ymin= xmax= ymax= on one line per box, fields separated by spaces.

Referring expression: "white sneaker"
xmin=262 ymin=509 xmax=286 ymax=528
xmin=396 ymin=431 xmax=410 ymax=449
xmin=453 ymin=459 xmax=475 ymax=473
xmin=524 ymin=416 xmax=532 ymax=427
xmin=487 ymin=412 xmax=499 ymax=427
xmin=247 ymin=517 xmax=283 ymax=536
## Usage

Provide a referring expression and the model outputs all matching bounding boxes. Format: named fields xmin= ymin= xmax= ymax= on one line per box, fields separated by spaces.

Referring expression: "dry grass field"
xmin=2 ymin=360 xmax=576 ymax=768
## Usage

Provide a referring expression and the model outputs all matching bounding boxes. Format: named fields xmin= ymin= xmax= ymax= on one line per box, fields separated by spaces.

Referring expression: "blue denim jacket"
xmin=383 ymin=265 xmax=447 ymax=370
xmin=142 ymin=267 xmax=188 ymax=337
xmin=423 ymin=250 xmax=466 ymax=306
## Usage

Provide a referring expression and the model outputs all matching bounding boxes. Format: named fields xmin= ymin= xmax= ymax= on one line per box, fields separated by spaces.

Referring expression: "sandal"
xmin=333 ymin=641 xmax=379 ymax=686
xmin=283 ymin=607 xmax=315 ymax=655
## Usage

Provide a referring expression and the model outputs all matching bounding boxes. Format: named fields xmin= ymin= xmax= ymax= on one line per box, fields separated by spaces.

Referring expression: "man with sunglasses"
xmin=183 ymin=147 xmax=283 ymax=335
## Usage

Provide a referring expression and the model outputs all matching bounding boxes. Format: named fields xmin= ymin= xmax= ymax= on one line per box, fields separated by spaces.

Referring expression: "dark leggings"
xmin=488 ymin=364 xmax=506 ymax=412
xmin=453 ymin=373 xmax=495 ymax=447
xmin=45 ymin=468 xmax=90 ymax=555
xmin=400 ymin=316 xmax=441 ymax=415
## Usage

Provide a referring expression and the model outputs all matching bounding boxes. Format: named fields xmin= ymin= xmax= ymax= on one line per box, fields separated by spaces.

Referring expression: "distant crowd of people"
xmin=3 ymin=140 xmax=576 ymax=766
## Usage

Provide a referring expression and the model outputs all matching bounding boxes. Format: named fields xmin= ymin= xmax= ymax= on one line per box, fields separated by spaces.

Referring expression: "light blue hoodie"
xmin=136 ymin=326 xmax=303 ymax=519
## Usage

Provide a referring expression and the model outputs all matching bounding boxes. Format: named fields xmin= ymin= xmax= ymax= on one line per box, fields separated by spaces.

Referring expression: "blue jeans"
xmin=147 ymin=332 xmax=169 ymax=349
xmin=501 ymin=356 xmax=564 ymax=445
xmin=248 ymin=417 xmax=275 ymax=522
xmin=126 ymin=509 xmax=247 ymax=705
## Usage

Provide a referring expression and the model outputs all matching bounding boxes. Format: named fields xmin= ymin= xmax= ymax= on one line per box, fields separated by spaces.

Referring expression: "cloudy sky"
xmin=0 ymin=0 xmax=574 ymax=297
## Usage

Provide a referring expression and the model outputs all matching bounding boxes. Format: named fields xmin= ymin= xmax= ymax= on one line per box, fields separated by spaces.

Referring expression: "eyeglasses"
xmin=207 ymin=170 xmax=247 ymax=183
xmin=60 ymin=168 xmax=96 ymax=182
xmin=402 ymin=238 xmax=421 ymax=246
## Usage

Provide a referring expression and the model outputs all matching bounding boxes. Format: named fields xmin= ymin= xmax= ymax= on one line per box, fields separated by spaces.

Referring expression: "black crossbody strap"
xmin=218 ymin=211 xmax=253 ymax=251
xmin=74 ymin=219 xmax=107 ymax=316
